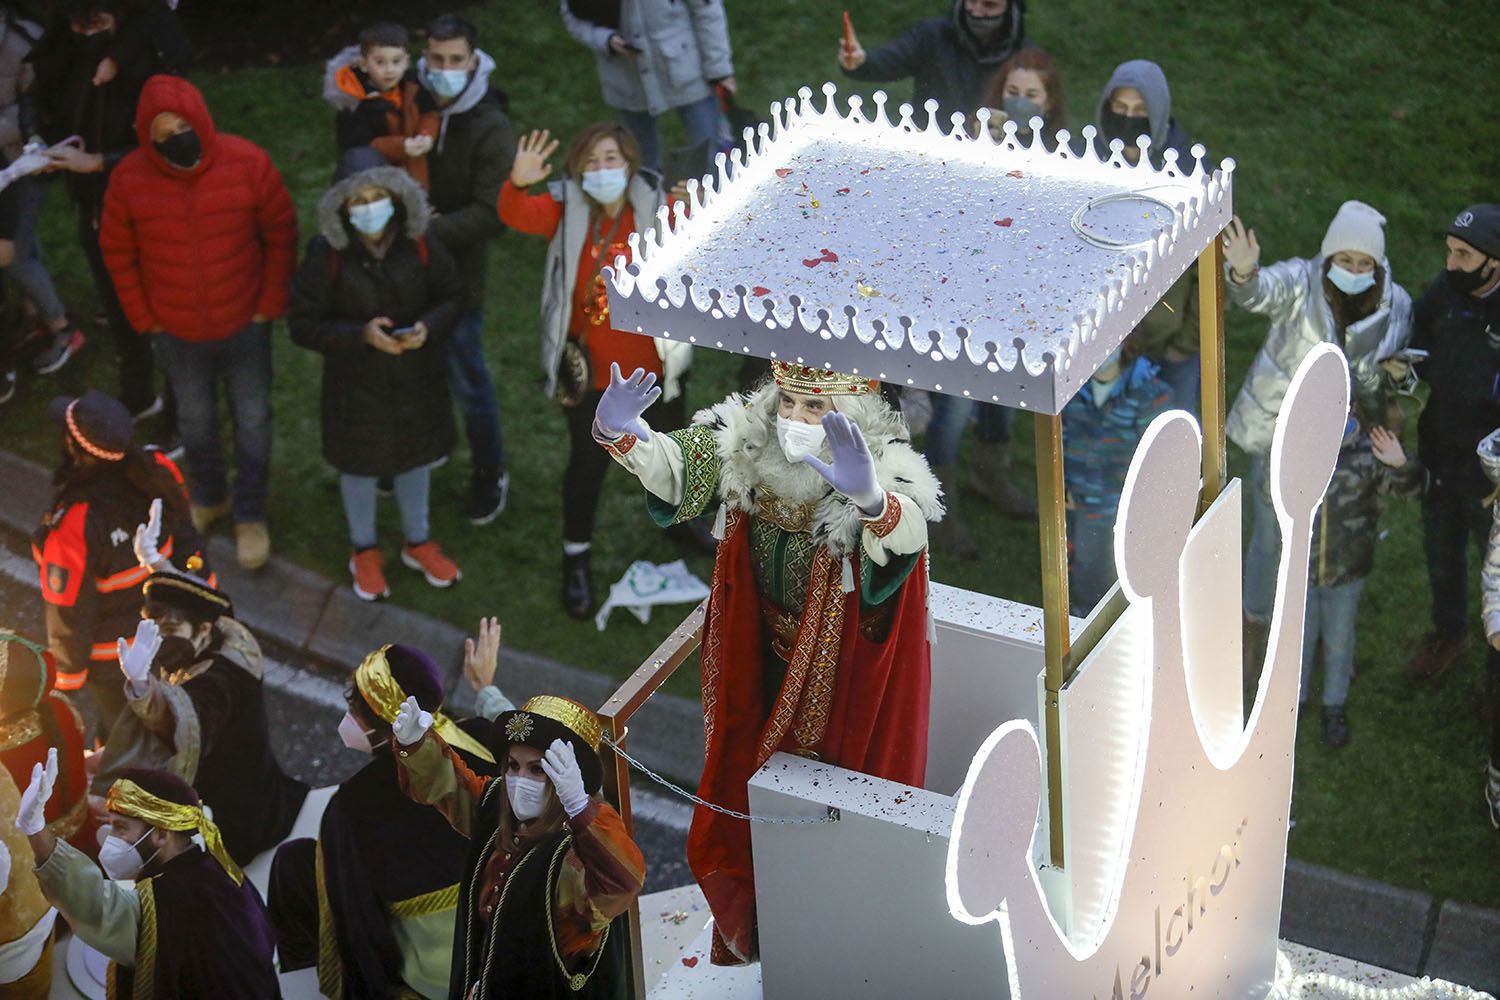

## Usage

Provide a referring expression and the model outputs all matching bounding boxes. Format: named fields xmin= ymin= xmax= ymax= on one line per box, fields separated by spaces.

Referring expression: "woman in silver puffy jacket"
xmin=1223 ymin=200 xmax=1412 ymax=638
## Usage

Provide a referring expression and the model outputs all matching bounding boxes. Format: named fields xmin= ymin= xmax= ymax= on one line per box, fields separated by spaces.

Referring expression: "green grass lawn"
xmin=1 ymin=1 xmax=1496 ymax=908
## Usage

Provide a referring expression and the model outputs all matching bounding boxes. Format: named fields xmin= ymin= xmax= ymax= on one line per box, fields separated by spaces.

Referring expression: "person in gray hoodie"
xmin=418 ymin=14 xmax=517 ymax=527
xmin=561 ymin=0 xmax=735 ymax=174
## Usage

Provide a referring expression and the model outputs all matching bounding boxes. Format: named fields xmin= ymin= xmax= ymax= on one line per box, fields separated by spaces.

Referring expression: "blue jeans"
xmin=617 ymin=93 xmax=720 ymax=173
xmin=923 ymin=392 xmax=1012 ymax=466
xmin=446 ymin=309 xmax=506 ymax=477
xmin=1154 ymin=353 xmax=1201 ymax=413
xmin=153 ymin=322 xmax=272 ymax=522
xmin=1243 ymin=454 xmax=1278 ymax=625
xmin=6 ymin=176 xmax=66 ymax=324
xmin=1068 ymin=509 xmax=1116 ymax=616
xmin=341 ymin=466 xmax=429 ymax=550
xmin=1301 ymin=577 xmax=1367 ymax=708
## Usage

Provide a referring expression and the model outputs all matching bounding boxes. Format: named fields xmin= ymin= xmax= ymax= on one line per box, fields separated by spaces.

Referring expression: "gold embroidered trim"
xmin=666 ymin=426 xmax=720 ymax=525
xmin=132 ymin=877 xmax=156 ymax=1000
xmin=604 ymin=433 xmax=638 ymax=457
xmin=862 ymin=492 xmax=901 ymax=538
xmin=518 ymin=696 xmax=602 ymax=752
xmin=790 ymin=558 xmax=845 ymax=751
xmin=389 ymin=882 xmax=461 ymax=919
xmin=505 ymin=713 xmax=534 ymax=742
xmin=0 ymin=710 xmax=42 ymax=752
xmin=700 ymin=509 xmax=743 ymax=749
xmin=770 ymin=361 xmax=876 ymax=397
xmin=752 ymin=485 xmax=817 ymax=534
xmin=757 ymin=547 xmax=845 ymax=766
xmin=315 ymin=841 xmax=343 ymax=999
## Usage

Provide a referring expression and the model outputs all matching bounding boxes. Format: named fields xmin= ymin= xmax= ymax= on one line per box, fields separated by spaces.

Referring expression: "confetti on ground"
xmin=995 ymin=217 xmax=1014 ymax=227
xmin=774 ymin=168 xmax=793 ymax=178
xmin=682 ymin=956 xmax=699 ymax=968
xmin=836 ymin=187 xmax=850 ymax=194
xmin=1007 ymin=169 xmax=1024 ymax=178
xmin=856 ymin=281 xmax=880 ymax=298
xmin=751 ymin=286 xmax=771 ymax=297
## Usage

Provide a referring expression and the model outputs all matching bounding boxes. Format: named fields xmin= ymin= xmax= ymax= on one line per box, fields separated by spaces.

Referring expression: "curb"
xmin=2 ymin=447 xmax=1496 ymax=988
xmin=0 ymin=448 xmax=706 ymax=786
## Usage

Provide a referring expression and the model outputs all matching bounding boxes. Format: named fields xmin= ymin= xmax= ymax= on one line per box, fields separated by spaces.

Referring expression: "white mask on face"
xmin=506 ymin=774 xmax=549 ymax=820
xmin=776 ymin=415 xmax=827 ymax=462
xmin=338 ymin=712 xmax=375 ymax=753
xmin=1327 ymin=262 xmax=1377 ymax=295
xmin=98 ymin=828 xmax=156 ymax=881
xmin=580 ymin=166 xmax=629 ymax=205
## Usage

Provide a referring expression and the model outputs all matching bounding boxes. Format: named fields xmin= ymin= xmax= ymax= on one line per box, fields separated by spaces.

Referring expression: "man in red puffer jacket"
xmin=100 ymin=75 xmax=297 ymax=572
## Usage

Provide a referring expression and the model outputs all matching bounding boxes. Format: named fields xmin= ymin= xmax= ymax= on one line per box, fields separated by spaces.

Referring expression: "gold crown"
xmin=770 ymin=361 xmax=877 ymax=397
xmin=517 ymin=695 xmax=602 ymax=752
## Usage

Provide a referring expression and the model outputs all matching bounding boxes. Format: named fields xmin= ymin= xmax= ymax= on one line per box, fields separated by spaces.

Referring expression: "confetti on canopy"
xmin=605 ymin=83 xmax=1234 ymax=413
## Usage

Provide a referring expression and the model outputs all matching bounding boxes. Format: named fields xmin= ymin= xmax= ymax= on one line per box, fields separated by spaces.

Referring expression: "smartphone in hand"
xmin=389 ymin=325 xmax=418 ymax=340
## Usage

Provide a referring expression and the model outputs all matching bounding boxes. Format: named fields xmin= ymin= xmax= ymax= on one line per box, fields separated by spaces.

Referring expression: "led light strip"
xmin=1267 ymin=949 xmax=1492 ymax=1000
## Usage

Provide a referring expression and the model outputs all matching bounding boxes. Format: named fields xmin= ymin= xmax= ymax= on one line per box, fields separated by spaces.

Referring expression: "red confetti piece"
xmin=940 ymin=276 xmax=949 ymax=284
xmin=775 ymin=168 xmax=794 ymax=178
xmin=801 ymin=248 xmax=839 ymax=268
xmin=821 ymin=248 xmax=839 ymax=262
xmin=859 ymin=168 xmax=870 ymax=175
xmin=995 ymin=217 xmax=1014 ymax=227
xmin=682 ymin=957 xmax=700 ymax=968
xmin=751 ymin=286 xmax=771 ymax=297
xmin=1007 ymin=170 xmax=1024 ymax=178
xmin=836 ymin=187 xmax=851 ymax=194
xmin=802 ymin=258 xmax=822 ymax=268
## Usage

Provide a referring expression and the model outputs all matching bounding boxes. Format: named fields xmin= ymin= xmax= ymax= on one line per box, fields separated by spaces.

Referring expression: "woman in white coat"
xmin=1225 ymin=200 xmax=1412 ymax=644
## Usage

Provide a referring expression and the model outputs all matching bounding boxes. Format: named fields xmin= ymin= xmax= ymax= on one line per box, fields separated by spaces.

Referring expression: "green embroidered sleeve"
xmin=646 ymin=425 xmax=722 ymax=527
xmin=861 ymin=551 xmax=920 ymax=608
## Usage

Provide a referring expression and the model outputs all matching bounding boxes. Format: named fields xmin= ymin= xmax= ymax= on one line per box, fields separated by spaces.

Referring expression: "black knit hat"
xmin=491 ymin=696 xmax=605 ymax=795
xmin=142 ymin=571 xmax=233 ymax=625
xmin=1447 ymin=204 xmax=1500 ymax=260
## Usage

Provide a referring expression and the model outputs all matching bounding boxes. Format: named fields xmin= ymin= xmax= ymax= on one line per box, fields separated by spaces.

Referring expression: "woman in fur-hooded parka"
xmin=288 ymin=166 xmax=464 ymax=477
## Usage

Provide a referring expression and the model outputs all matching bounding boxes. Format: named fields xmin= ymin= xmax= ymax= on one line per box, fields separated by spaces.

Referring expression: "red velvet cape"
xmin=687 ymin=510 xmax=931 ymax=963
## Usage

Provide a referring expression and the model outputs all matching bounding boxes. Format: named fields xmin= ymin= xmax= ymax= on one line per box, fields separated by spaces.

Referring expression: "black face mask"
xmin=1447 ymin=260 xmax=1496 ymax=297
xmin=1100 ymin=109 xmax=1150 ymax=147
xmin=154 ymin=634 xmax=201 ymax=670
xmin=965 ymin=11 xmax=1008 ymax=43
xmin=154 ymin=130 xmax=202 ymax=170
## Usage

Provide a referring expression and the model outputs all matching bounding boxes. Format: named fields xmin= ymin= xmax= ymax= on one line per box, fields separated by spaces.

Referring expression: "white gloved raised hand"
xmin=118 ymin=618 xmax=162 ymax=687
xmin=16 ymin=748 xmax=57 ymax=836
xmin=540 ymin=738 xmax=590 ymax=818
xmin=392 ymin=695 xmax=433 ymax=746
xmin=133 ymin=498 xmax=165 ymax=571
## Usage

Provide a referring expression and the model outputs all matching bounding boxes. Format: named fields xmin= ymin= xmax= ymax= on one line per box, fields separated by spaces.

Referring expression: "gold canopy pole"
xmin=1035 ymin=411 xmax=1071 ymax=866
xmin=1198 ymin=236 xmax=1228 ymax=509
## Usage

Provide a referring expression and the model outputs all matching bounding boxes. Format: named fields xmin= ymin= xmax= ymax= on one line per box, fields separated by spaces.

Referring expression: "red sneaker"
xmin=401 ymin=540 xmax=461 ymax=588
xmin=349 ymin=548 xmax=389 ymax=601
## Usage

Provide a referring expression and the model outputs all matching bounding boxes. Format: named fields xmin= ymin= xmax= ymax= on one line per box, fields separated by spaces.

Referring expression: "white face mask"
xmin=98 ymin=828 xmax=157 ymax=881
xmin=1327 ymin=262 xmax=1377 ymax=296
xmin=776 ymin=414 xmax=827 ymax=462
xmin=506 ymin=774 xmax=549 ymax=821
xmin=338 ymin=712 xmax=376 ymax=753
xmin=580 ymin=166 xmax=629 ymax=205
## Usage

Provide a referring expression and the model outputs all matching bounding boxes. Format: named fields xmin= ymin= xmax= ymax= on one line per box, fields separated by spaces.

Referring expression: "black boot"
xmin=1321 ymin=706 xmax=1349 ymax=748
xmin=562 ymin=550 xmax=594 ymax=620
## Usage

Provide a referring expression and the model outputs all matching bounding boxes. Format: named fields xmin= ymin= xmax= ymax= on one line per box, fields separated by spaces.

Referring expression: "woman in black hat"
xmin=393 ymin=691 xmax=645 ymax=999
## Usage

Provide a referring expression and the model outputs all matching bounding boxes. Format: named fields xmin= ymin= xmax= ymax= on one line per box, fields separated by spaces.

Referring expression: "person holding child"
xmin=393 ymin=690 xmax=645 ymax=998
xmin=497 ymin=122 xmax=694 ymax=619
xmin=289 ymin=150 xmax=467 ymax=602
xmin=322 ymin=21 xmax=441 ymax=189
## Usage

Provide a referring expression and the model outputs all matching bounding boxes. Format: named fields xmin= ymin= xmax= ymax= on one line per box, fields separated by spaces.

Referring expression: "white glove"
xmin=16 ymin=748 xmax=57 ymax=836
xmin=0 ymin=837 xmax=11 ymax=896
xmin=392 ymin=695 xmax=432 ymax=746
xmin=540 ymin=738 xmax=590 ymax=818
xmin=133 ymin=498 xmax=164 ymax=570
xmin=118 ymin=618 xmax=161 ymax=688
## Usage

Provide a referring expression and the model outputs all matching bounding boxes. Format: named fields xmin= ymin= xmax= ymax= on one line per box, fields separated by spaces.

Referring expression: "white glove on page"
xmin=392 ymin=695 xmax=433 ymax=746
xmin=540 ymin=738 xmax=590 ymax=818
xmin=16 ymin=747 xmax=57 ymax=836
xmin=118 ymin=618 xmax=162 ymax=688
xmin=133 ymin=497 xmax=164 ymax=571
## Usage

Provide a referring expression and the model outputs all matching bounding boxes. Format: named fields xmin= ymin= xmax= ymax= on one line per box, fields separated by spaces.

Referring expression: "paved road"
xmin=0 ymin=532 xmax=692 ymax=894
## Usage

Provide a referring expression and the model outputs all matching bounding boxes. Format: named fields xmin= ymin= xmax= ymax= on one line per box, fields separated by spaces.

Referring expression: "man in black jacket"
xmin=418 ymin=13 xmax=517 ymax=525
xmin=838 ymin=0 xmax=1029 ymax=130
xmin=25 ymin=0 xmax=190 ymax=419
xmin=1407 ymin=203 xmax=1500 ymax=682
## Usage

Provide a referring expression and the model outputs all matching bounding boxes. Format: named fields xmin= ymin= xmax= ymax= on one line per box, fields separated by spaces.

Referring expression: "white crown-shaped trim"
xmin=945 ymin=346 xmax=1352 ymax=998
xmin=605 ymin=82 xmax=1235 ymax=413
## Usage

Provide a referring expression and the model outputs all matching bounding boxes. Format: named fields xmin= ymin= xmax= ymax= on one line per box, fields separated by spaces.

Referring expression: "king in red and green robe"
xmin=597 ymin=362 xmax=943 ymax=963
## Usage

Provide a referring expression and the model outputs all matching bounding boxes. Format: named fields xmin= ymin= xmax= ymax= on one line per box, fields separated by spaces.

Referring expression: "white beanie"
xmin=1321 ymin=200 xmax=1386 ymax=261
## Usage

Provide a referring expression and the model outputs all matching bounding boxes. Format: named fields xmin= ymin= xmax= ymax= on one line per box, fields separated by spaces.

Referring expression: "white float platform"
xmin=640 ymin=884 xmax=1492 ymax=1000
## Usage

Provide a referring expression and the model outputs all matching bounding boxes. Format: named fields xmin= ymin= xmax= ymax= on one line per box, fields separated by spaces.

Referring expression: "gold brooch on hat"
xmin=505 ymin=713 xmax=535 ymax=742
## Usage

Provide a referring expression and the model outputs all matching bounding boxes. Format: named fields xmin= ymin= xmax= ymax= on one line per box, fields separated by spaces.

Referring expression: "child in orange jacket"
xmin=322 ymin=23 xmax=440 ymax=189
